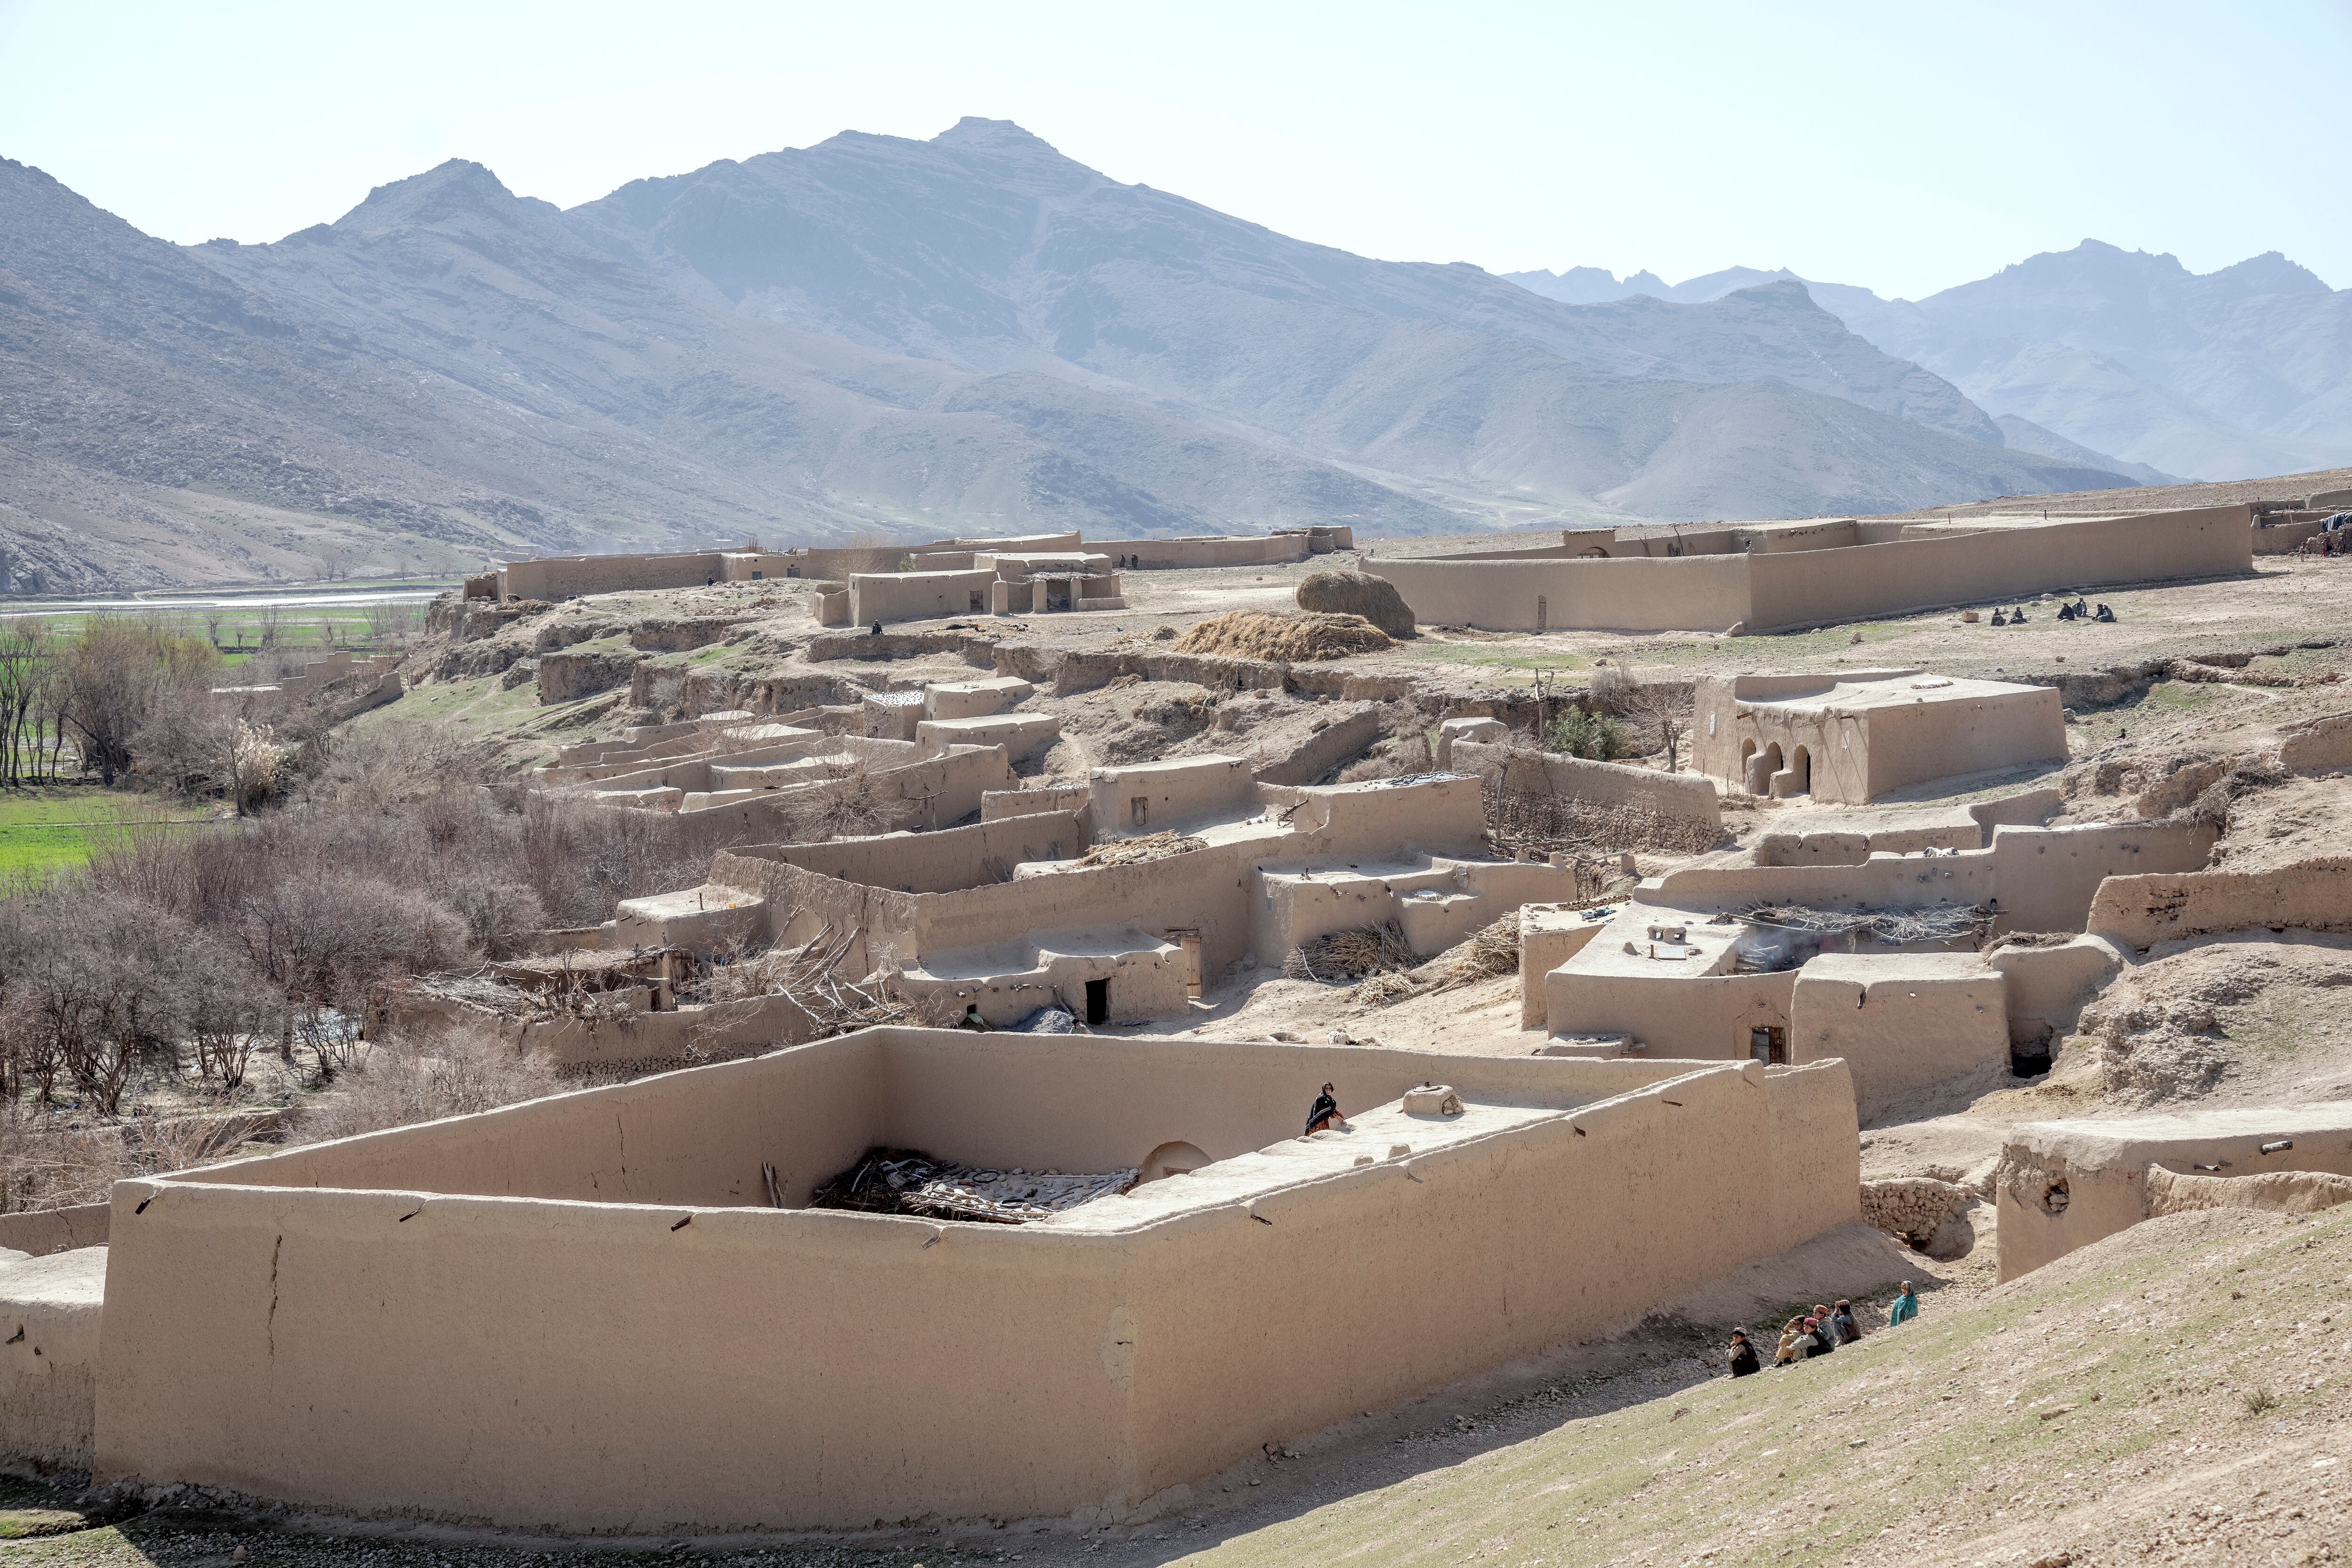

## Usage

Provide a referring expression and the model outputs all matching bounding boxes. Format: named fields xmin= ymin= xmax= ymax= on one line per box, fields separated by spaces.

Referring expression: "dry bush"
xmin=519 ymin=794 xmax=745 ymax=927
xmin=1175 ymin=610 xmax=1391 ymax=663
xmin=1336 ymin=723 xmax=1437 ymax=785
xmin=298 ymin=1018 xmax=560 ymax=1144
xmin=0 ymin=1113 xmax=255 ymax=1213
xmin=294 ymin=724 xmax=502 ymax=815
xmin=783 ymin=757 xmax=893 ymax=841
xmin=1588 ymin=666 xmax=1637 ymax=714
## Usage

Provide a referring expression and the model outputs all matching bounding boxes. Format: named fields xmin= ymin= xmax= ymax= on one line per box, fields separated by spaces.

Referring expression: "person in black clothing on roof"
xmin=1303 ymin=1082 xmax=1348 ymax=1136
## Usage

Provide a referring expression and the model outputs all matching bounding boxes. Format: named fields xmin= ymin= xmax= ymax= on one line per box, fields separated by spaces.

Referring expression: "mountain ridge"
xmin=1509 ymin=240 xmax=2352 ymax=482
xmin=1 ymin=124 xmax=2135 ymax=592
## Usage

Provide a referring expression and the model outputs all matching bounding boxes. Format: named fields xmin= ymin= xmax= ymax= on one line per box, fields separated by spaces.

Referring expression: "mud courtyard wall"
xmin=92 ymin=1034 xmax=1857 ymax=1533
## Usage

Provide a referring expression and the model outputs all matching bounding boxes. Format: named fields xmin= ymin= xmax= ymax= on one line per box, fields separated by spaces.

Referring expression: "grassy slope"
xmin=1181 ymin=1207 xmax=2349 ymax=1568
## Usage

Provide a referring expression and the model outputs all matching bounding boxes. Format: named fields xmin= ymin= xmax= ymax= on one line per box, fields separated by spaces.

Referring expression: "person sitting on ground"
xmin=2010 ymin=604 xmax=2028 ymax=623
xmin=1795 ymin=1316 xmax=1826 ymax=1359
xmin=869 ymin=619 xmax=884 ymax=635
xmin=2072 ymin=597 xmax=2089 ymax=617
xmin=1888 ymin=1280 xmax=1920 ymax=1326
xmin=959 ymin=1004 xmax=991 ymax=1032
xmin=2057 ymin=601 xmax=2076 ymax=621
xmin=1807 ymin=1305 xmax=1837 ymax=1355
xmin=1303 ymin=1081 xmax=1349 ymax=1136
xmin=1727 ymin=1329 xmax=1761 ymax=1378
xmin=1774 ymin=1316 xmax=1805 ymax=1367
xmin=2093 ymin=602 xmax=2117 ymax=622
xmin=1831 ymin=1299 xmax=1861 ymax=1344
xmin=1989 ymin=609 xmax=2007 ymax=626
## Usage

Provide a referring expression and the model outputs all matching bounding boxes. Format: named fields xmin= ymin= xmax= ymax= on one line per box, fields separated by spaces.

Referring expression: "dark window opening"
xmin=1749 ymin=1026 xmax=1787 ymax=1065
xmin=1085 ymin=978 xmax=1109 ymax=1026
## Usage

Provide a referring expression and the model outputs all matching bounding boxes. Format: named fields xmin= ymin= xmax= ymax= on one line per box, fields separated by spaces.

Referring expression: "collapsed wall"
xmin=1995 ymin=1104 xmax=2352 ymax=1278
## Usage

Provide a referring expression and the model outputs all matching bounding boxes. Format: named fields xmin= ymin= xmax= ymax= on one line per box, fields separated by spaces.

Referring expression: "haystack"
xmin=1295 ymin=570 xmax=1415 ymax=638
xmin=1175 ymin=610 xmax=1391 ymax=662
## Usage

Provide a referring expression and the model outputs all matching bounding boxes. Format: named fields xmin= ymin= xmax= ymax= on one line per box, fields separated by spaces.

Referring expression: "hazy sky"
xmin=3 ymin=0 xmax=2344 ymax=300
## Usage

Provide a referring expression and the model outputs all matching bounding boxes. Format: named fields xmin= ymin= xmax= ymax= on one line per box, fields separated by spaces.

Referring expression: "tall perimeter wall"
xmin=1363 ymin=507 xmax=2252 ymax=633
xmin=93 ymin=1032 xmax=1855 ymax=1532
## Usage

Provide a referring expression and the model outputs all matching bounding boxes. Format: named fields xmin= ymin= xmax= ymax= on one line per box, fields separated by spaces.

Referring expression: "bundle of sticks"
xmin=697 ymin=921 xmax=910 ymax=1034
xmin=809 ymin=1147 xmax=1140 ymax=1225
xmin=1741 ymin=902 xmax=1993 ymax=946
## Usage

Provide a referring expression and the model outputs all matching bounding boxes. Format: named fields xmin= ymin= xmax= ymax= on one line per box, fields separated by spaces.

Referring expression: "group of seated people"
xmin=1989 ymin=598 xmax=2115 ymax=626
xmin=1722 ymin=1280 xmax=1920 ymax=1376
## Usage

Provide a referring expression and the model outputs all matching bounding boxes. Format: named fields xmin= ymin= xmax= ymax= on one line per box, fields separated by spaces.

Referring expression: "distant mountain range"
xmin=1511 ymin=243 xmax=2352 ymax=484
xmin=4 ymin=119 xmax=2153 ymax=591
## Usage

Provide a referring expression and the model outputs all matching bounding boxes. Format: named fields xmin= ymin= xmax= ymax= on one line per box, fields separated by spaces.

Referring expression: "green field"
xmin=0 ymin=596 xmax=433 ymax=661
xmin=0 ymin=789 xmax=210 ymax=878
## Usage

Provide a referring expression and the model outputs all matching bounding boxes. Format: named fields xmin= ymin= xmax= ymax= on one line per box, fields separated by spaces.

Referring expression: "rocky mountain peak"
xmin=326 ymin=158 xmax=555 ymax=239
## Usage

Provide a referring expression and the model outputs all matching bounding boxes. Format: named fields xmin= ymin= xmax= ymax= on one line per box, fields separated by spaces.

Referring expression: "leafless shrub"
xmin=1588 ymin=665 xmax=1637 ymax=714
xmin=0 ymin=1112 xmax=255 ymax=1213
xmin=297 ymin=1018 xmax=560 ymax=1144
xmin=785 ymin=757 xmax=892 ymax=841
xmin=294 ymin=724 xmax=502 ymax=815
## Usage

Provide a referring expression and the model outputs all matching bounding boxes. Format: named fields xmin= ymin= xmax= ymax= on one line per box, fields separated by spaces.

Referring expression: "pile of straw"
xmin=1285 ymin=920 xmax=1418 ymax=984
xmin=1350 ymin=969 xmax=1420 ymax=1007
xmin=1438 ymin=914 xmax=1521 ymax=989
xmin=1072 ymin=831 xmax=1208 ymax=869
xmin=1175 ymin=610 xmax=1391 ymax=663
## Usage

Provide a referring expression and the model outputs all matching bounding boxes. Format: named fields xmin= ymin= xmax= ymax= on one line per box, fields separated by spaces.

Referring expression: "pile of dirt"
xmin=1175 ymin=610 xmax=1391 ymax=663
xmin=2068 ymin=930 xmax=2352 ymax=1108
xmin=1294 ymin=570 xmax=1416 ymax=638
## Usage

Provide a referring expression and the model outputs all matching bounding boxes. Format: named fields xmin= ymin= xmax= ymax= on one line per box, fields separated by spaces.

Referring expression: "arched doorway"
xmin=1139 ymin=1141 xmax=1209 ymax=1183
xmin=1787 ymin=744 xmax=1811 ymax=796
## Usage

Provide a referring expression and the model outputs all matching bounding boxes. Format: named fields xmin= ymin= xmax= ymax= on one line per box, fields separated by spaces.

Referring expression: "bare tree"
xmin=1629 ymin=687 xmax=1691 ymax=773
xmin=56 ymin=618 xmax=220 ymax=786
xmin=0 ymin=620 xmax=54 ymax=785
